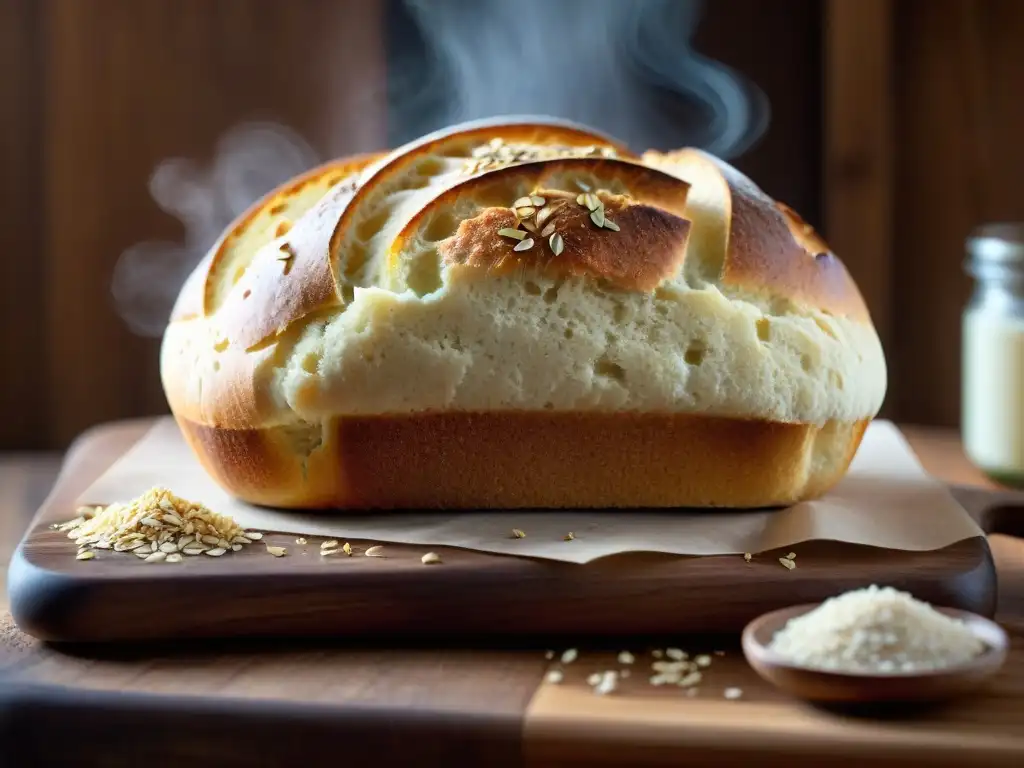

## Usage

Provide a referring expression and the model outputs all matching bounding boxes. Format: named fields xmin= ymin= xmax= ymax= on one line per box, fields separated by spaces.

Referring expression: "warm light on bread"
xmin=161 ymin=117 xmax=887 ymax=509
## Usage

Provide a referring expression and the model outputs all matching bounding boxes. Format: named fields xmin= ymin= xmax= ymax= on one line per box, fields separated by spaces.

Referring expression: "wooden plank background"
xmin=5 ymin=0 xmax=1022 ymax=449
xmin=826 ymin=0 xmax=1024 ymax=427
xmin=0 ymin=0 xmax=46 ymax=449
xmin=41 ymin=0 xmax=387 ymax=447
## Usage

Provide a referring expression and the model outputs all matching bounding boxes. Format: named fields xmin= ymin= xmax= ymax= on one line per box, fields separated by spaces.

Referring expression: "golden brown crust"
xmin=203 ymin=155 xmax=380 ymax=315
xmin=171 ymin=156 xmax=382 ymax=326
xmin=438 ymin=194 xmax=691 ymax=292
xmin=641 ymin=148 xmax=870 ymax=323
xmin=723 ymin=190 xmax=869 ymax=322
xmin=329 ymin=121 xmax=633 ymax=282
xmin=176 ymin=412 xmax=869 ymax=510
xmin=399 ymin=156 xmax=693 ymax=291
xmin=217 ymin=179 xmax=358 ymax=351
xmin=776 ymin=201 xmax=829 ymax=257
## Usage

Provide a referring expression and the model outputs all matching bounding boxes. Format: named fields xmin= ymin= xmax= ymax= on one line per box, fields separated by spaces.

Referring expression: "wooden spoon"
xmin=742 ymin=603 xmax=1008 ymax=704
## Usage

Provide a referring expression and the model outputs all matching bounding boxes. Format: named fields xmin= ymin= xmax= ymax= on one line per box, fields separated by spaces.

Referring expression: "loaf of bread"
xmin=161 ymin=117 xmax=887 ymax=510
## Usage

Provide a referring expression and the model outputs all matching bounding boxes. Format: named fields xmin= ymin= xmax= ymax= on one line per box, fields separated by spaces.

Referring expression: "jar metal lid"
xmin=966 ymin=223 xmax=1024 ymax=266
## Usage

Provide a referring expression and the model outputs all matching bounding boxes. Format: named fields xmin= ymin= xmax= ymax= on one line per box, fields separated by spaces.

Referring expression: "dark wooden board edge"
xmin=952 ymin=484 xmax=1024 ymax=540
xmin=8 ymin=531 xmax=998 ymax=643
xmin=4 ymin=420 xmax=1003 ymax=644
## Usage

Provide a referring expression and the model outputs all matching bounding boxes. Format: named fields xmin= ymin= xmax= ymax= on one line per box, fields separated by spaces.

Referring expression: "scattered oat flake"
xmin=512 ymin=528 xmax=526 ymax=539
xmin=666 ymin=648 xmax=686 ymax=661
xmin=266 ymin=545 xmax=287 ymax=557
xmin=342 ymin=542 xmax=353 ymax=556
xmin=245 ymin=531 xmax=263 ymax=540
xmin=365 ymin=545 xmax=385 ymax=557
xmin=62 ymin=487 xmax=250 ymax=563
xmin=75 ymin=551 xmax=95 ymax=561
xmin=421 ymin=552 xmax=442 ymax=565
xmin=166 ymin=553 xmax=183 ymax=564
xmin=498 ymin=227 xmax=527 ymax=241
xmin=321 ymin=540 xmax=338 ymax=550
xmin=560 ymin=648 xmax=578 ymax=664
xmin=295 ymin=538 xmax=307 ymax=545
xmin=617 ymin=651 xmax=635 ymax=665
xmin=724 ymin=687 xmax=743 ymax=700
xmin=779 ymin=557 xmax=796 ymax=570
xmin=787 ymin=552 xmax=797 ymax=560
xmin=678 ymin=671 xmax=702 ymax=688
xmin=743 ymin=552 xmax=752 ymax=562
xmin=586 ymin=672 xmax=602 ymax=686
xmin=594 ymin=671 xmax=618 ymax=695
xmin=546 ymin=670 xmax=564 ymax=684
xmin=563 ymin=531 xmax=575 ymax=541
xmin=695 ymin=654 xmax=712 ymax=668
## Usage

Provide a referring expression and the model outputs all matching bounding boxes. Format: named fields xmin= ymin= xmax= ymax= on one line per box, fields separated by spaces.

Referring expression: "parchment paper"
xmin=73 ymin=418 xmax=983 ymax=564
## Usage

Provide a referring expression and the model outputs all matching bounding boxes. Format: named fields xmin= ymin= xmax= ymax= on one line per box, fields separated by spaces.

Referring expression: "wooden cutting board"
xmin=3 ymin=419 xmax=1024 ymax=767
xmin=7 ymin=420 xmax=1020 ymax=645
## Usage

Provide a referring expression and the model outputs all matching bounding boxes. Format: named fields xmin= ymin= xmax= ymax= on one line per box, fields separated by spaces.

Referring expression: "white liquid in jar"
xmin=962 ymin=308 xmax=1024 ymax=484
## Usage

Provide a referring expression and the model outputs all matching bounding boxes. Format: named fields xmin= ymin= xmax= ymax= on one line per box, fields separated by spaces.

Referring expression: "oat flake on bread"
xmin=768 ymin=585 xmax=985 ymax=673
xmin=160 ymin=116 xmax=887 ymax=510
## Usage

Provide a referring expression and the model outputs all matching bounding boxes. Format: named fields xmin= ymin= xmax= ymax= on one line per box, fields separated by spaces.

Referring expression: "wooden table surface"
xmin=1 ymin=422 xmax=1023 ymax=766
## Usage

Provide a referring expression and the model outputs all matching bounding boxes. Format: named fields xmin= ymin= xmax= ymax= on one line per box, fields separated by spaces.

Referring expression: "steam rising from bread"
xmin=389 ymin=0 xmax=768 ymax=156
xmin=112 ymin=123 xmax=321 ymax=337
xmin=113 ymin=0 xmax=769 ymax=338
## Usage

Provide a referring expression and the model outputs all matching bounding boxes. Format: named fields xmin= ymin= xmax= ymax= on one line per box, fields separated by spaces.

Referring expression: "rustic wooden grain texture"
xmin=0 ymin=0 xmax=46 ymax=449
xmin=1 ymin=423 xmax=1023 ymax=767
xmin=824 ymin=0 xmax=894 ymax=416
xmin=6 ymin=421 xmax=1001 ymax=644
xmin=889 ymin=0 xmax=1024 ymax=427
xmin=42 ymin=0 xmax=386 ymax=447
xmin=891 ymin=0 xmax=971 ymax=428
xmin=523 ymin=624 xmax=1024 ymax=768
xmin=0 ymin=612 xmax=540 ymax=768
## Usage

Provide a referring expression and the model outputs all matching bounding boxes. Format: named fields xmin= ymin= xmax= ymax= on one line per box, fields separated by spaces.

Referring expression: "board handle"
xmin=950 ymin=485 xmax=1024 ymax=538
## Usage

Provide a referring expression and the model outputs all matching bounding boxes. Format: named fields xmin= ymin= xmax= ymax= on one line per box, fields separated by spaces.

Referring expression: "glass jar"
xmin=962 ymin=223 xmax=1024 ymax=488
